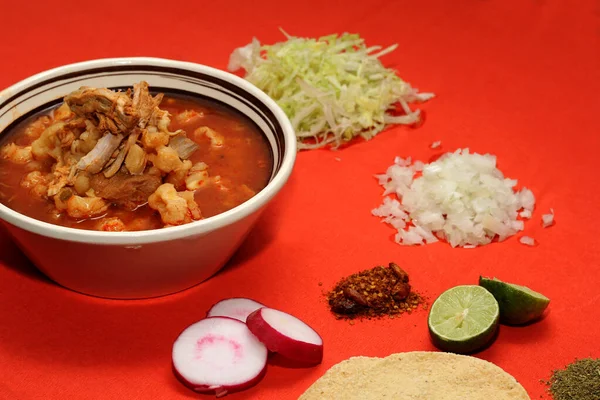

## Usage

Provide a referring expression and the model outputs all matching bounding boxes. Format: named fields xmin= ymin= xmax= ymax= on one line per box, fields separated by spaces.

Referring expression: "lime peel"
xmin=479 ymin=276 xmax=550 ymax=325
xmin=228 ymin=30 xmax=434 ymax=150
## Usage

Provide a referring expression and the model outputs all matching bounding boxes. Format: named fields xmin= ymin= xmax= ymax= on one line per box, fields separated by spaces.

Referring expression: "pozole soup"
xmin=0 ymin=82 xmax=273 ymax=231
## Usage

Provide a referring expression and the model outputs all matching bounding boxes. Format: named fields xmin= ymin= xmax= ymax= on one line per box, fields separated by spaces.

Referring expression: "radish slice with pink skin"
xmin=246 ymin=307 xmax=324 ymax=365
xmin=172 ymin=317 xmax=268 ymax=397
xmin=207 ymin=298 xmax=265 ymax=322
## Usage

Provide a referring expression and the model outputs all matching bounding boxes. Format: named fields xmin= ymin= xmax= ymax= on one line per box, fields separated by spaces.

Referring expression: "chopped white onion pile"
xmin=519 ymin=236 xmax=536 ymax=246
xmin=519 ymin=209 xmax=532 ymax=219
xmin=542 ymin=209 xmax=555 ymax=228
xmin=372 ymin=148 xmax=536 ymax=248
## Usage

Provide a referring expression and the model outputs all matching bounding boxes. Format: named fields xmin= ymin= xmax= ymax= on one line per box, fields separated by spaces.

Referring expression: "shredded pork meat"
xmin=64 ymin=87 xmax=139 ymax=133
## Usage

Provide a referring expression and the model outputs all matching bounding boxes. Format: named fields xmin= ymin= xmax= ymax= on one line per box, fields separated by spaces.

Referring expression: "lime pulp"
xmin=428 ymin=285 xmax=499 ymax=354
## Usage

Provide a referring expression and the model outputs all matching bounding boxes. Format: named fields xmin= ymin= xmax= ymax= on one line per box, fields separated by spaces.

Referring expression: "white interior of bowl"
xmin=0 ymin=58 xmax=296 ymax=245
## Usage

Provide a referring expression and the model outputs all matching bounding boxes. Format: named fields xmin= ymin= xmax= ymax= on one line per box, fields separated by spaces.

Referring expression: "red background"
xmin=1 ymin=1 xmax=599 ymax=399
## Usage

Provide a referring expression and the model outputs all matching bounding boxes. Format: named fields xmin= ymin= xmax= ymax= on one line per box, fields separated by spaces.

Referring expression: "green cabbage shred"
xmin=228 ymin=30 xmax=434 ymax=150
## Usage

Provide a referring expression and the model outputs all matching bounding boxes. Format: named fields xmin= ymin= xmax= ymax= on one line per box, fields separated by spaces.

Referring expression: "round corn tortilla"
xmin=299 ymin=351 xmax=530 ymax=400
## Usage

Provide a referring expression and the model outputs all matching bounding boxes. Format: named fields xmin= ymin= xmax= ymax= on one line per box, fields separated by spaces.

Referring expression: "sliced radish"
xmin=246 ymin=307 xmax=323 ymax=365
xmin=206 ymin=298 xmax=265 ymax=322
xmin=172 ymin=317 xmax=267 ymax=397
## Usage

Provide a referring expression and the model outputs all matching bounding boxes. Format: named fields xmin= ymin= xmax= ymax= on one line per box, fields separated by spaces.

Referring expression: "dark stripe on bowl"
xmin=0 ymin=65 xmax=287 ymax=171
xmin=0 ymin=99 xmax=63 ymax=139
xmin=1 ymin=72 xmax=284 ymax=162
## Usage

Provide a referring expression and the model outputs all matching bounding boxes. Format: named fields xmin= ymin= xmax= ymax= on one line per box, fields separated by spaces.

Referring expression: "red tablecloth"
xmin=1 ymin=1 xmax=599 ymax=399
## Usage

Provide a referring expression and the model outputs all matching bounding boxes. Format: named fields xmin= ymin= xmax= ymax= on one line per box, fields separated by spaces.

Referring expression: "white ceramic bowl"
xmin=0 ymin=57 xmax=296 ymax=299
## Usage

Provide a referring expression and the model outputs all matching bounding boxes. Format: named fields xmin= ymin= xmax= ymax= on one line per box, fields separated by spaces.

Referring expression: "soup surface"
xmin=0 ymin=83 xmax=272 ymax=231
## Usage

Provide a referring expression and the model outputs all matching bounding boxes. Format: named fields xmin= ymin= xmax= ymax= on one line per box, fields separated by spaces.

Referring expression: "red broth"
xmin=0 ymin=94 xmax=273 ymax=231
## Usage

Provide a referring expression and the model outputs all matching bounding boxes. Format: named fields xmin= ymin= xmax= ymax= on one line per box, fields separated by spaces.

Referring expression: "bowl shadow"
xmin=427 ymin=324 xmax=501 ymax=356
xmin=221 ymin=211 xmax=276 ymax=273
xmin=498 ymin=314 xmax=553 ymax=345
xmin=219 ymin=171 xmax=297 ymax=274
xmin=0 ymin=224 xmax=51 ymax=284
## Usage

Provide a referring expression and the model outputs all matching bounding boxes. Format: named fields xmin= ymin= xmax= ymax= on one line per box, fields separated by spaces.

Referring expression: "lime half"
xmin=428 ymin=285 xmax=499 ymax=354
xmin=479 ymin=276 xmax=550 ymax=325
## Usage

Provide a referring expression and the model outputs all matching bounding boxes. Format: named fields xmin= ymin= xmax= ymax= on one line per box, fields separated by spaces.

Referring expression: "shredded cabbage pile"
xmin=228 ymin=31 xmax=434 ymax=150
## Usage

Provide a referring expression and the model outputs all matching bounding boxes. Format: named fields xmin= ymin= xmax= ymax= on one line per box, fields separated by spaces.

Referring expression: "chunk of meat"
xmin=148 ymin=183 xmax=202 ymax=226
xmin=90 ymin=172 xmax=162 ymax=210
xmin=64 ymin=87 xmax=138 ymax=133
xmin=1 ymin=143 xmax=33 ymax=164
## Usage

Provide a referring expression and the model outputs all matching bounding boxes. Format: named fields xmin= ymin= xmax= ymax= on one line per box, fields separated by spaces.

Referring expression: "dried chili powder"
xmin=544 ymin=358 xmax=600 ymax=400
xmin=326 ymin=262 xmax=425 ymax=320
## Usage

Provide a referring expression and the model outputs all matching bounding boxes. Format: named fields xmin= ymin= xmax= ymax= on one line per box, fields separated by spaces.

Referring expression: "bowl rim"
xmin=0 ymin=57 xmax=297 ymax=245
